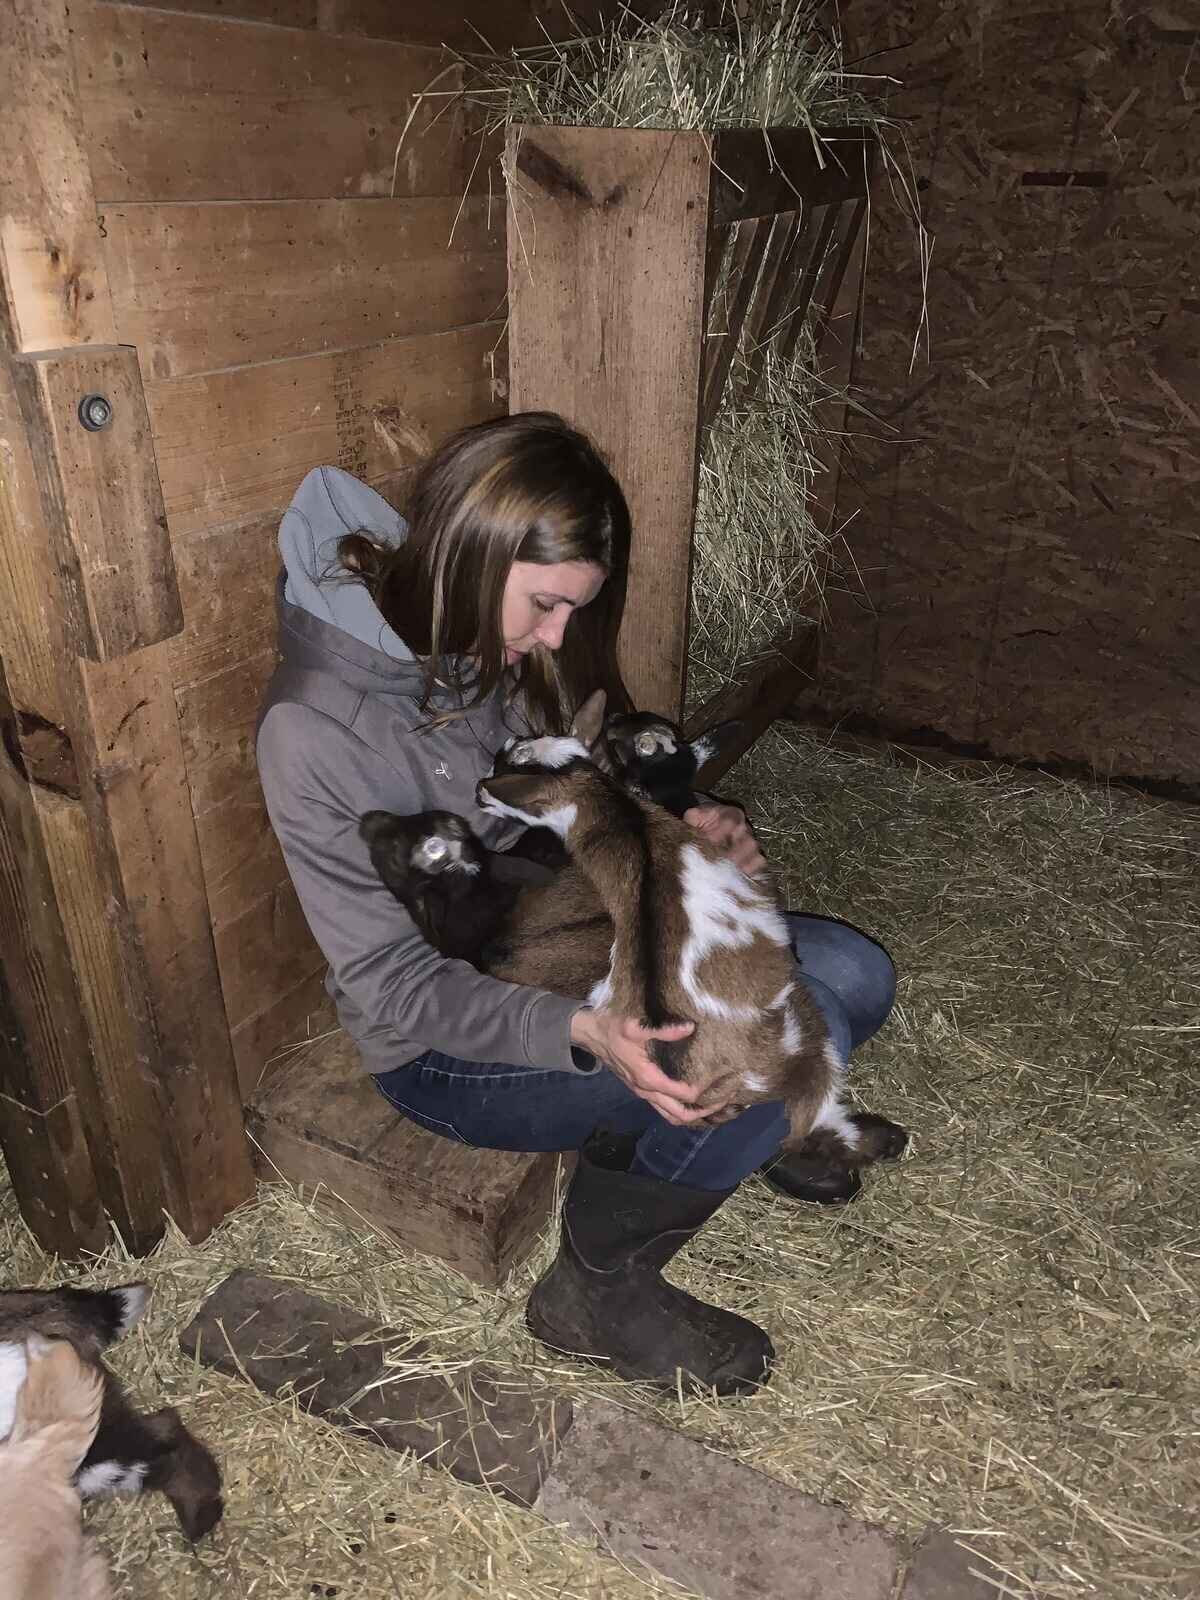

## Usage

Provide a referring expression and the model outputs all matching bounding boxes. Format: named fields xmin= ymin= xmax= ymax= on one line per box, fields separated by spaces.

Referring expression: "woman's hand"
xmin=684 ymin=802 xmax=766 ymax=878
xmin=570 ymin=1010 xmax=725 ymax=1127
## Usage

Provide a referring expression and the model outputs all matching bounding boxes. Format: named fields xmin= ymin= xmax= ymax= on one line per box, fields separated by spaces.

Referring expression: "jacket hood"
xmin=276 ymin=465 xmax=451 ymax=706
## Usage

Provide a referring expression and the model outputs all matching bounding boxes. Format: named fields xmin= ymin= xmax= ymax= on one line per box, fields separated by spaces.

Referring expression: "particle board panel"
xmin=76 ymin=4 xmax=469 ymax=203
xmin=149 ymin=322 xmax=505 ymax=539
xmin=103 ymin=197 xmax=506 ymax=380
xmin=102 ymin=0 xmax=319 ymax=24
xmin=816 ymin=0 xmax=1200 ymax=784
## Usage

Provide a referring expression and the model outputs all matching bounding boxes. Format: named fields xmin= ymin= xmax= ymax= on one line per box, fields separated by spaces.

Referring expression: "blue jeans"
xmin=374 ymin=914 xmax=896 ymax=1192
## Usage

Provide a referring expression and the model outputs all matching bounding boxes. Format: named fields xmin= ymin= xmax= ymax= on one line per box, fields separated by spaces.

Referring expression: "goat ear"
xmin=569 ymin=689 xmax=607 ymax=749
xmin=110 ymin=1283 xmax=151 ymax=1336
xmin=689 ymin=718 xmax=745 ymax=773
xmin=358 ymin=810 xmax=399 ymax=847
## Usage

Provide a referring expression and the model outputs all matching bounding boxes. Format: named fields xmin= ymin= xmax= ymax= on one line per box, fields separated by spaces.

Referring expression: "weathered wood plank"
xmin=12 ymin=343 xmax=183 ymax=660
xmin=685 ymin=627 xmax=820 ymax=788
xmin=507 ymin=124 xmax=711 ymax=718
xmin=247 ymin=1029 xmax=563 ymax=1285
xmin=151 ymin=322 xmax=504 ymax=540
xmin=180 ymin=1271 xmax=572 ymax=1502
xmin=230 ymin=971 xmax=333 ymax=1099
xmin=103 ymin=197 xmax=506 ymax=380
xmin=73 ymin=644 xmax=257 ymax=1235
xmin=0 ymin=668 xmax=111 ymax=1257
xmin=76 ymin=4 xmax=469 ymax=203
xmin=213 ymin=876 xmax=320 ymax=1033
xmin=317 ymin=0 xmax=540 ymax=49
xmin=709 ymin=128 xmax=872 ymax=225
xmin=0 ymin=0 xmax=116 ymax=352
xmin=701 ymin=216 xmax=767 ymax=434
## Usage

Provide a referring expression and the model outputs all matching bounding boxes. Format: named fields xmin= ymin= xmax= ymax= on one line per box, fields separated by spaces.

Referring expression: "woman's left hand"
xmin=683 ymin=802 xmax=766 ymax=878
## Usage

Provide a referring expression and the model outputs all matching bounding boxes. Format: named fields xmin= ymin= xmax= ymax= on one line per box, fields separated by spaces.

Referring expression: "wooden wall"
xmin=808 ymin=1 xmax=1200 ymax=794
xmin=73 ymin=0 xmax=512 ymax=1094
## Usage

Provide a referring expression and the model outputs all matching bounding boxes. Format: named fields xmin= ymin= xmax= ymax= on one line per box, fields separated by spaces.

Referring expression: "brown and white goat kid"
xmin=0 ymin=1337 xmax=112 ymax=1600
xmin=477 ymin=729 xmax=905 ymax=1167
xmin=0 ymin=1283 xmax=223 ymax=1542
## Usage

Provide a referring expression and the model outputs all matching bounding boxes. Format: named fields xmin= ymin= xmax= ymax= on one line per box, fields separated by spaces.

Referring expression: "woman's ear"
xmin=570 ymin=688 xmax=607 ymax=748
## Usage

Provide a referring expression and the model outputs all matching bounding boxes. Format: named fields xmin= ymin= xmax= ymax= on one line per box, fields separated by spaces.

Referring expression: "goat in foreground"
xmin=477 ymin=714 xmax=906 ymax=1168
xmin=0 ymin=1337 xmax=112 ymax=1600
xmin=0 ymin=1283 xmax=223 ymax=1542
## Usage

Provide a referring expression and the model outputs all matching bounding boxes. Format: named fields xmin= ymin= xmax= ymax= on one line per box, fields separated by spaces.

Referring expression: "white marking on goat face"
xmin=77 ymin=1460 xmax=149 ymax=1498
xmin=412 ymin=834 xmax=478 ymax=875
xmin=0 ymin=1341 xmax=29 ymax=1443
xmin=505 ymin=735 xmax=590 ymax=770
xmin=677 ymin=844 xmax=790 ymax=1019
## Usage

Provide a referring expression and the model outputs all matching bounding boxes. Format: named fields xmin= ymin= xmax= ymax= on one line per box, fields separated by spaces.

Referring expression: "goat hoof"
xmin=758 ymin=1156 xmax=862 ymax=1206
xmin=851 ymin=1112 xmax=909 ymax=1162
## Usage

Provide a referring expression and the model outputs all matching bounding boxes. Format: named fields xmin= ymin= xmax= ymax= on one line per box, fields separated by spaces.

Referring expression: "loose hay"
xmin=3 ymin=731 xmax=1198 ymax=1598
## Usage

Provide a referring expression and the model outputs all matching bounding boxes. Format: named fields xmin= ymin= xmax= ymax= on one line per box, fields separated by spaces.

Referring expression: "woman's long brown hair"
xmin=339 ymin=412 xmax=632 ymax=732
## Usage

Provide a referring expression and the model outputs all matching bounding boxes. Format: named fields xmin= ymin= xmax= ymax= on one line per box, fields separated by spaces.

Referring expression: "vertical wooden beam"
xmin=506 ymin=125 xmax=712 ymax=718
xmin=0 ymin=0 xmax=254 ymax=1254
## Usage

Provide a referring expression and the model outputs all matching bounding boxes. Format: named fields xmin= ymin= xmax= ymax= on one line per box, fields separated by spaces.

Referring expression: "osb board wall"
xmin=810 ymin=1 xmax=1199 ymax=793
xmin=73 ymin=0 xmax=517 ymax=1094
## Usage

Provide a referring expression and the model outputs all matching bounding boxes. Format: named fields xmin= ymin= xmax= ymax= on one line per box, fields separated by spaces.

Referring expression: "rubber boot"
xmin=526 ymin=1135 xmax=774 ymax=1397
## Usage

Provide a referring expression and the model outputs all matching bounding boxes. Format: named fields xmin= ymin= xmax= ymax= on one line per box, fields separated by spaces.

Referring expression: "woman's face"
xmin=500 ymin=559 xmax=606 ymax=665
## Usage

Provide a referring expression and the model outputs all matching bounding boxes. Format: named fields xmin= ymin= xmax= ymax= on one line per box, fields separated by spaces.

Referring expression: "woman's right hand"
xmin=570 ymin=1010 xmax=719 ymax=1127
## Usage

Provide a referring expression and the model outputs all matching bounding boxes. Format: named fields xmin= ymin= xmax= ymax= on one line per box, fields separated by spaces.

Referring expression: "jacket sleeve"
xmin=256 ymin=702 xmax=586 ymax=1071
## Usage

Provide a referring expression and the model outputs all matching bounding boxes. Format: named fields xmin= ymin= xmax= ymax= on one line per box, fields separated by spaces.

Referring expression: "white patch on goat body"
xmin=677 ymin=844 xmax=790 ymax=1020
xmin=509 ymin=735 xmax=590 ymax=769
xmin=479 ymin=794 xmax=578 ymax=840
xmin=113 ymin=1283 xmax=150 ymax=1334
xmin=768 ymin=981 xmax=794 ymax=1011
xmin=809 ymin=1040 xmax=860 ymax=1150
xmin=742 ymin=1071 xmax=769 ymax=1092
xmin=780 ymin=1002 xmax=804 ymax=1056
xmin=77 ymin=1460 xmax=148 ymax=1497
xmin=0 ymin=1341 xmax=29 ymax=1443
xmin=688 ymin=732 xmax=718 ymax=768
xmin=586 ymin=943 xmax=617 ymax=1009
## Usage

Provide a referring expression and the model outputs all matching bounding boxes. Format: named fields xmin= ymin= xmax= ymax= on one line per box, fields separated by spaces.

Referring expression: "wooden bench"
xmin=246 ymin=1030 xmax=565 ymax=1287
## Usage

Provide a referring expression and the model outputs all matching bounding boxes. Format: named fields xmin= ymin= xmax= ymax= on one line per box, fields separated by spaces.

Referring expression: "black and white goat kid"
xmin=0 ymin=1282 xmax=223 ymax=1542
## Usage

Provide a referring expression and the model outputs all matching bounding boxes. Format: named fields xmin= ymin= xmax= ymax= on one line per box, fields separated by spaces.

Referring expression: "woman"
xmin=257 ymin=412 xmax=896 ymax=1397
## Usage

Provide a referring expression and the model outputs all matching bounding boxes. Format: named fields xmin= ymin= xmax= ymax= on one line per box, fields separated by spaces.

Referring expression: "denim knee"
xmin=788 ymin=914 xmax=896 ymax=1052
xmin=631 ymin=1098 xmax=790 ymax=1190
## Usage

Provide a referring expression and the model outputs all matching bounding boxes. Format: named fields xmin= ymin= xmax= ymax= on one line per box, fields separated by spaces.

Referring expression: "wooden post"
xmin=506 ymin=125 xmax=712 ymax=718
xmin=0 ymin=0 xmax=254 ymax=1255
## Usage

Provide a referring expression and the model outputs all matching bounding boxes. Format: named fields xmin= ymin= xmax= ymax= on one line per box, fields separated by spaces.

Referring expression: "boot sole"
xmin=525 ymin=1300 xmax=771 ymax=1399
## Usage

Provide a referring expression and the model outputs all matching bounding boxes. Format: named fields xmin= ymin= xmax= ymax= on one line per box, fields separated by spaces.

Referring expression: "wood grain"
xmin=0 ymin=0 xmax=116 ymax=352
xmin=76 ymin=4 xmax=469 ymax=203
xmin=12 ymin=344 xmax=183 ymax=660
xmin=150 ymin=322 xmax=505 ymax=539
xmin=507 ymin=124 xmax=711 ymax=717
xmin=103 ymin=196 xmax=505 ymax=380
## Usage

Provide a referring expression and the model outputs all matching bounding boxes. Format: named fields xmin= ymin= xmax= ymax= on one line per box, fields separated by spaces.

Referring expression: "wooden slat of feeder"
xmin=774 ymin=200 xmax=844 ymax=369
xmin=738 ymin=210 xmax=815 ymax=400
xmin=709 ymin=128 xmax=872 ymax=225
xmin=805 ymin=197 xmax=871 ymax=364
xmin=685 ymin=626 xmax=820 ymax=788
xmin=700 ymin=217 xmax=768 ymax=434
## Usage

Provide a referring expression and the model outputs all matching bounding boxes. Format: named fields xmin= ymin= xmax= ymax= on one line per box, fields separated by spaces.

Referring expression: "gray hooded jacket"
xmin=256 ymin=466 xmax=584 ymax=1076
